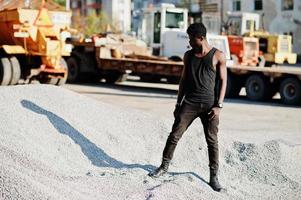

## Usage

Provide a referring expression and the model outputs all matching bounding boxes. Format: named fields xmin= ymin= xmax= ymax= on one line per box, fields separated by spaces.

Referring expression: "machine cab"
xmin=226 ymin=12 xmax=260 ymax=36
xmin=141 ymin=3 xmax=188 ymax=57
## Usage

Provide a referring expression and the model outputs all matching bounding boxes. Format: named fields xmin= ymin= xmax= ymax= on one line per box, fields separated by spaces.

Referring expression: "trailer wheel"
xmin=105 ymin=71 xmax=127 ymax=83
xmin=279 ymin=77 xmax=301 ymax=105
xmin=140 ymin=74 xmax=161 ymax=83
xmin=47 ymin=77 xmax=60 ymax=85
xmin=42 ymin=77 xmax=65 ymax=86
xmin=140 ymin=74 xmax=153 ymax=82
xmin=245 ymin=74 xmax=272 ymax=101
xmin=40 ymin=58 xmax=68 ymax=86
xmin=169 ymin=56 xmax=183 ymax=62
xmin=9 ymin=56 xmax=21 ymax=85
xmin=167 ymin=76 xmax=180 ymax=84
xmin=226 ymin=72 xmax=242 ymax=98
xmin=66 ymin=57 xmax=80 ymax=83
xmin=57 ymin=58 xmax=68 ymax=86
xmin=0 ymin=57 xmax=12 ymax=86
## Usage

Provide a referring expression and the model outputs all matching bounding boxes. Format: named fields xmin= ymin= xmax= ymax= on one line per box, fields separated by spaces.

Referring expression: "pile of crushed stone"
xmin=0 ymin=85 xmax=300 ymax=200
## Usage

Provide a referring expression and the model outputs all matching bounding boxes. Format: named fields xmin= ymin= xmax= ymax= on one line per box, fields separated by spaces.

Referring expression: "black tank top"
xmin=184 ymin=48 xmax=218 ymax=105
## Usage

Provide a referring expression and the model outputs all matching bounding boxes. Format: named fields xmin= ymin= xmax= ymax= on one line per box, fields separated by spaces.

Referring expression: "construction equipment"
xmin=0 ymin=1 xmax=72 ymax=86
xmin=250 ymin=31 xmax=296 ymax=66
xmin=138 ymin=3 xmax=233 ymax=83
xmin=65 ymin=3 xmax=301 ymax=105
xmin=138 ymin=6 xmax=301 ymax=104
xmin=203 ymin=12 xmax=263 ymax=67
xmin=67 ymin=32 xmax=301 ymax=105
xmin=227 ymin=35 xmax=263 ymax=67
xmin=201 ymin=11 xmax=301 ymax=103
xmin=225 ymin=12 xmax=297 ymax=66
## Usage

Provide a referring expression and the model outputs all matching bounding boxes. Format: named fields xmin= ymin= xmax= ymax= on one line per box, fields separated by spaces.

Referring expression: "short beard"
xmin=193 ymin=46 xmax=203 ymax=54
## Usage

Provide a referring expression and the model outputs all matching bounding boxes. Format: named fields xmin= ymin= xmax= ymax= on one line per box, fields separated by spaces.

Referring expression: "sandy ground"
xmin=0 ymin=84 xmax=301 ymax=200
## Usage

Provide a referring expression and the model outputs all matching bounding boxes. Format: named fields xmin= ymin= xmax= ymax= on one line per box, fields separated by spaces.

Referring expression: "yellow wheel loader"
xmin=226 ymin=12 xmax=297 ymax=66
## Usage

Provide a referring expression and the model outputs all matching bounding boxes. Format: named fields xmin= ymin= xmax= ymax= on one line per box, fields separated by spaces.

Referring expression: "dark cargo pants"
xmin=162 ymin=102 xmax=219 ymax=172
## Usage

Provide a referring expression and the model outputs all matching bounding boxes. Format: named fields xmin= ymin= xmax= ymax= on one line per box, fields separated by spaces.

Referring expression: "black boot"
xmin=148 ymin=160 xmax=169 ymax=178
xmin=209 ymin=169 xmax=222 ymax=192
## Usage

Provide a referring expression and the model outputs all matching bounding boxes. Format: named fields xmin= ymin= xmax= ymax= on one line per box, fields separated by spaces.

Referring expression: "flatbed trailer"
xmin=66 ymin=41 xmax=301 ymax=105
xmin=226 ymin=64 xmax=301 ymax=105
xmin=98 ymin=57 xmax=183 ymax=83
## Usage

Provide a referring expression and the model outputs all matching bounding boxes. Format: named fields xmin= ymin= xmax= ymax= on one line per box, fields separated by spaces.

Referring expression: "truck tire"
xmin=57 ymin=58 xmax=68 ymax=86
xmin=0 ymin=57 xmax=12 ymax=86
xmin=140 ymin=74 xmax=161 ymax=83
xmin=105 ymin=71 xmax=127 ymax=83
xmin=167 ymin=76 xmax=180 ymax=84
xmin=226 ymin=72 xmax=242 ymax=98
xmin=9 ymin=56 xmax=21 ymax=85
xmin=40 ymin=58 xmax=68 ymax=86
xmin=245 ymin=74 xmax=272 ymax=101
xmin=140 ymin=74 xmax=153 ymax=82
xmin=69 ymin=51 xmax=99 ymax=83
xmin=168 ymin=56 xmax=183 ymax=62
xmin=66 ymin=57 xmax=80 ymax=83
xmin=279 ymin=77 xmax=301 ymax=105
xmin=46 ymin=77 xmax=60 ymax=85
xmin=42 ymin=77 xmax=65 ymax=86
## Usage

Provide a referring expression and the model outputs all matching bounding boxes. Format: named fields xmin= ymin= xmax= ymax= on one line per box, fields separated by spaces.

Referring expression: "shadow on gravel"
xmin=21 ymin=99 xmax=155 ymax=173
xmin=21 ymin=99 xmax=210 ymax=185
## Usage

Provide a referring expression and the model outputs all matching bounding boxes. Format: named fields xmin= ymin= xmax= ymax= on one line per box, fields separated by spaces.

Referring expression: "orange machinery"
xmin=0 ymin=1 xmax=71 ymax=86
xmin=227 ymin=35 xmax=263 ymax=67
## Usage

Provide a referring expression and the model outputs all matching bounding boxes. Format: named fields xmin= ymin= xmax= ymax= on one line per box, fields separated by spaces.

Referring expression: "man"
xmin=148 ymin=23 xmax=227 ymax=192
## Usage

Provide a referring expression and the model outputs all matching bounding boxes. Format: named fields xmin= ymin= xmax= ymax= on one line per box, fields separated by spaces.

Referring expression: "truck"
xmin=140 ymin=5 xmax=261 ymax=68
xmin=66 ymin=4 xmax=301 ymax=105
xmin=138 ymin=3 xmax=234 ymax=83
xmin=67 ymin=33 xmax=301 ymax=105
xmin=141 ymin=3 xmax=189 ymax=61
xmin=0 ymin=1 xmax=72 ymax=86
xmin=66 ymin=36 xmax=183 ymax=84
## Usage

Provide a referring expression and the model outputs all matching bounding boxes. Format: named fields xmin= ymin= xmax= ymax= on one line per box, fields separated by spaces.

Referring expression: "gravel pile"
xmin=0 ymin=85 xmax=300 ymax=200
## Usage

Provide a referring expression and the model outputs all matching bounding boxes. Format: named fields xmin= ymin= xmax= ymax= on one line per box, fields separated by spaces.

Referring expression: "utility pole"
xmin=220 ymin=0 xmax=223 ymax=33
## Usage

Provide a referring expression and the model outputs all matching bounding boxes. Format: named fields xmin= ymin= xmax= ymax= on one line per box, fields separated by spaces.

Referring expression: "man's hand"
xmin=208 ymin=107 xmax=221 ymax=120
xmin=173 ymin=104 xmax=181 ymax=118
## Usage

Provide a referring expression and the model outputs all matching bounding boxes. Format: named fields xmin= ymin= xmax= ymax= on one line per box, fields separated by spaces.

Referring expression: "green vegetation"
xmin=53 ymin=0 xmax=66 ymax=7
xmin=73 ymin=11 xmax=118 ymax=36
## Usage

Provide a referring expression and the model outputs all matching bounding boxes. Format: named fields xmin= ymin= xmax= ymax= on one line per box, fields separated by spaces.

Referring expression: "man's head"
xmin=187 ymin=23 xmax=207 ymax=53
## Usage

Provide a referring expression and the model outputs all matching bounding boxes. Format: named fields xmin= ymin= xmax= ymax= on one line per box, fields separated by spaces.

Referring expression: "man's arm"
xmin=216 ymin=51 xmax=227 ymax=104
xmin=209 ymin=50 xmax=227 ymax=120
xmin=176 ymin=51 xmax=189 ymax=105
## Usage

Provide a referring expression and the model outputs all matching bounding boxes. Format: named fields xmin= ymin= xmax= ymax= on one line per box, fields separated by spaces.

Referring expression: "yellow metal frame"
xmin=1 ymin=45 xmax=26 ymax=54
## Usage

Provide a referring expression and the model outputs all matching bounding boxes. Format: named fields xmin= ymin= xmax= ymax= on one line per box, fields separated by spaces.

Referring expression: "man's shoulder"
xmin=184 ymin=49 xmax=193 ymax=57
xmin=183 ymin=50 xmax=193 ymax=63
xmin=213 ymin=49 xmax=226 ymax=61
